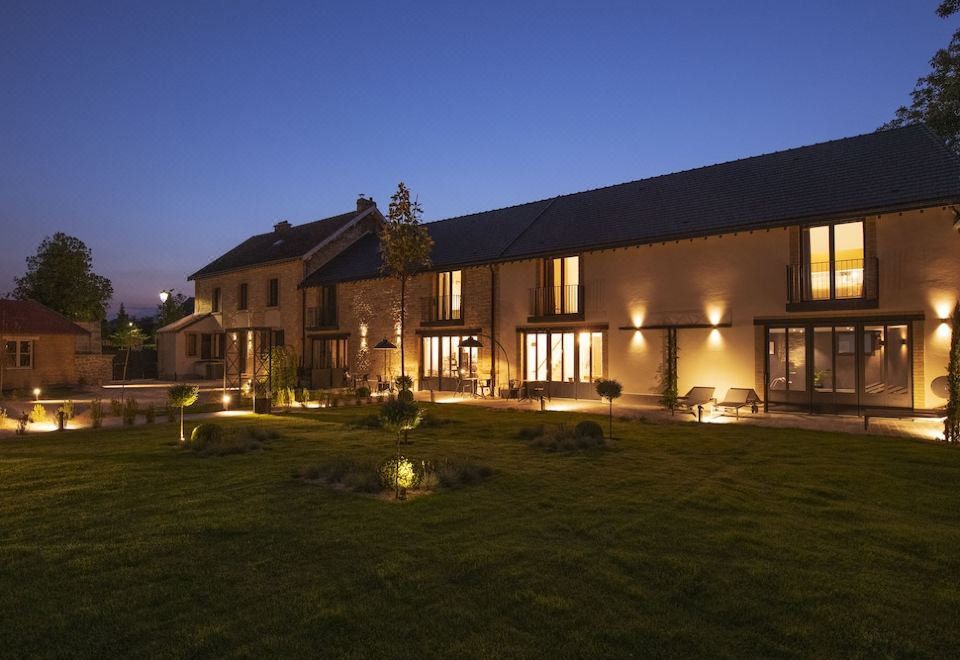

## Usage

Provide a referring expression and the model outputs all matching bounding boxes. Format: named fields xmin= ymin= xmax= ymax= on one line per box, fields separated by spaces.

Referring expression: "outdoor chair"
xmin=715 ymin=388 xmax=763 ymax=419
xmin=478 ymin=378 xmax=492 ymax=398
xmin=376 ymin=375 xmax=390 ymax=394
xmin=677 ymin=386 xmax=715 ymax=420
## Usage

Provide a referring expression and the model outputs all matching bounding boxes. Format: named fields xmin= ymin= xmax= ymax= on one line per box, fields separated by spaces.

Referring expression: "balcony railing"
xmin=529 ymin=284 xmax=583 ymax=317
xmin=306 ymin=306 xmax=337 ymax=328
xmin=787 ymin=258 xmax=878 ymax=304
xmin=421 ymin=295 xmax=462 ymax=323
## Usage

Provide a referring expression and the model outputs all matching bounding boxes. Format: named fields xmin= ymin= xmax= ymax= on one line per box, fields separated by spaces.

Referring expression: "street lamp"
xmin=159 ymin=289 xmax=174 ymax=304
xmin=33 ymin=387 xmax=41 ymax=401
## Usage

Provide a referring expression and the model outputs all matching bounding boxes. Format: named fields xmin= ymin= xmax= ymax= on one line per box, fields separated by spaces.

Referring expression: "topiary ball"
xmin=574 ymin=420 xmax=604 ymax=439
xmin=190 ymin=423 xmax=224 ymax=447
xmin=397 ymin=389 xmax=415 ymax=403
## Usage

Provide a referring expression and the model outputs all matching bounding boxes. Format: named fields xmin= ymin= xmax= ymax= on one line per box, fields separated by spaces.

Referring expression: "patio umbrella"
xmin=373 ymin=338 xmax=397 ymax=389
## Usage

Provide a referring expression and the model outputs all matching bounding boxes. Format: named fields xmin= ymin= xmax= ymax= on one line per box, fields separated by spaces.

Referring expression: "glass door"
xmin=862 ymin=324 xmax=911 ymax=408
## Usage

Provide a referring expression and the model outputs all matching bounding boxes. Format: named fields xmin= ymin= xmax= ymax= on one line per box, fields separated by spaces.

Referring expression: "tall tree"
xmin=882 ymin=3 xmax=960 ymax=152
xmin=110 ymin=320 xmax=144 ymax=403
xmin=379 ymin=183 xmax=433 ymax=380
xmin=14 ymin=233 xmax=113 ymax=321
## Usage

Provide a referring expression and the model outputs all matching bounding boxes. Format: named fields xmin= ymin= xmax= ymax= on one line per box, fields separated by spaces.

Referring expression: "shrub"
xmin=378 ymin=455 xmax=422 ymax=490
xmin=434 ymin=459 xmax=493 ymax=489
xmin=31 ymin=403 xmax=47 ymax=424
xmin=379 ymin=398 xmax=422 ymax=436
xmin=298 ymin=458 xmax=382 ymax=493
xmin=189 ymin=423 xmax=224 ymax=447
xmin=273 ymin=386 xmax=296 ymax=408
xmin=574 ymin=420 xmax=604 ymax=439
xmin=0 ymin=407 xmax=6 ymax=427
xmin=187 ymin=425 xmax=273 ymax=457
xmin=527 ymin=423 xmax=607 ymax=452
xmin=395 ymin=374 xmax=413 ymax=391
xmin=90 ymin=399 xmax=103 ymax=428
xmin=59 ymin=400 xmax=74 ymax=420
xmin=122 ymin=398 xmax=138 ymax=426
xmin=356 ymin=386 xmax=371 ymax=400
xmin=110 ymin=399 xmax=123 ymax=417
xmin=397 ymin=389 xmax=415 ymax=403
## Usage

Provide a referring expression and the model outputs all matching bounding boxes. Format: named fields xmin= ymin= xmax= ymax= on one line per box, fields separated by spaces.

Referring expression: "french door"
xmin=766 ymin=321 xmax=912 ymax=412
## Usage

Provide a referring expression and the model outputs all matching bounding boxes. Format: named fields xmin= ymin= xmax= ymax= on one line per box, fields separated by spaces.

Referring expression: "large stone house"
xmin=174 ymin=124 xmax=960 ymax=415
xmin=156 ymin=198 xmax=382 ymax=391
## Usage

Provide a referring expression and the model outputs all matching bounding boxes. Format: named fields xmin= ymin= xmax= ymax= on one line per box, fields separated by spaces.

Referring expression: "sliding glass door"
xmin=766 ymin=320 xmax=913 ymax=412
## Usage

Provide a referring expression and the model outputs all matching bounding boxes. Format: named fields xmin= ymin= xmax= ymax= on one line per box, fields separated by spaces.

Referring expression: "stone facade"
xmin=74 ymin=354 xmax=113 ymax=386
xmin=2 ymin=334 xmax=78 ymax=390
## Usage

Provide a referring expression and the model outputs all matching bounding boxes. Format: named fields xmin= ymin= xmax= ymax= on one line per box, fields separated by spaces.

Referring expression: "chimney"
xmin=273 ymin=220 xmax=291 ymax=232
xmin=357 ymin=196 xmax=376 ymax=213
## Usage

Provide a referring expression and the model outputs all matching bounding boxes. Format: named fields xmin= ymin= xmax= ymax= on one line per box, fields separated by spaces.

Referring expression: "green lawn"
xmin=2 ymin=405 xmax=959 ymax=658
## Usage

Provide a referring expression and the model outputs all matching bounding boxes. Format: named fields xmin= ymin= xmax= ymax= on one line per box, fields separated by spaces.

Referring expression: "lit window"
xmin=802 ymin=221 xmax=864 ymax=300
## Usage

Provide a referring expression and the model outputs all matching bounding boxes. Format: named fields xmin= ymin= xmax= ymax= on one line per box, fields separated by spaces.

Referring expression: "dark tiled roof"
xmin=301 ymin=124 xmax=960 ymax=286
xmin=299 ymin=199 xmax=552 ymax=287
xmin=189 ymin=210 xmax=361 ymax=279
xmin=0 ymin=300 xmax=89 ymax=335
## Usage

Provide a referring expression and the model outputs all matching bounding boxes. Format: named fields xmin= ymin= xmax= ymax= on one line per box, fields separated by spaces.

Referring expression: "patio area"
xmin=417 ymin=390 xmax=947 ymax=442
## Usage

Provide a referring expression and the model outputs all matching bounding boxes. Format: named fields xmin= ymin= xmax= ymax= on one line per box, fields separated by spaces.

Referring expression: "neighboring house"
xmin=0 ymin=299 xmax=91 ymax=392
xmin=159 ymin=199 xmax=383 ymax=394
xmin=297 ymin=124 xmax=960 ymax=414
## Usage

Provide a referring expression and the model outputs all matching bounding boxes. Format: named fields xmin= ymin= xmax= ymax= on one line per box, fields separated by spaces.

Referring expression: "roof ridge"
xmin=496 ymin=197 xmax=559 ymax=258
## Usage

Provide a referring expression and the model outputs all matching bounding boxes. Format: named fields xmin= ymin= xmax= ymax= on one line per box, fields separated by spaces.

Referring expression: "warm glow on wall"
xmin=937 ymin=322 xmax=952 ymax=341
xmin=708 ymin=328 xmax=722 ymax=347
xmin=934 ymin=300 xmax=954 ymax=321
xmin=631 ymin=330 xmax=646 ymax=348
xmin=630 ymin=309 xmax=645 ymax=328
xmin=707 ymin=306 xmax=725 ymax=327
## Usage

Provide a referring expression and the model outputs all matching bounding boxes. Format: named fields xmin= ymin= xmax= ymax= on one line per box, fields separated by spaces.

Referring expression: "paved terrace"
xmin=416 ymin=391 xmax=947 ymax=443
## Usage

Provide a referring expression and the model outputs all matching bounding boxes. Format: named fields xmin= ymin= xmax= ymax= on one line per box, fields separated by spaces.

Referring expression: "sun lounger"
xmin=716 ymin=388 xmax=762 ymax=418
xmin=677 ymin=386 xmax=715 ymax=420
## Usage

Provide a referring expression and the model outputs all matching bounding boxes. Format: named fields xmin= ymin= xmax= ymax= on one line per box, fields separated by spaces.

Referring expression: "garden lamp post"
xmin=459 ymin=335 xmax=511 ymax=397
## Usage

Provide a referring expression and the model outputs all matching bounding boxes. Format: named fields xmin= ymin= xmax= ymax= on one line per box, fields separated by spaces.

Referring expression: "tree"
xmin=379 ymin=398 xmax=423 ymax=499
xmin=944 ymin=302 xmax=960 ymax=443
xmin=595 ymin=379 xmax=623 ymax=440
xmin=110 ymin=320 xmax=144 ymax=404
xmin=379 ymin=183 xmax=433 ymax=381
xmin=168 ymin=384 xmax=199 ymax=443
xmin=882 ymin=3 xmax=960 ymax=152
xmin=156 ymin=291 xmax=189 ymax=329
xmin=14 ymin=233 xmax=113 ymax=321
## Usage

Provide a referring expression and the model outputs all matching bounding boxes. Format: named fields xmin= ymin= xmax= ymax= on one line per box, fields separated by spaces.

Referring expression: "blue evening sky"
xmin=0 ymin=1 xmax=954 ymax=315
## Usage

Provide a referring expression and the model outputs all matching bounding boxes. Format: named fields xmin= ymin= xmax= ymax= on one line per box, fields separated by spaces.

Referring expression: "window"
xmin=238 ymin=283 xmax=248 ymax=310
xmin=186 ymin=333 xmax=198 ymax=357
xmin=312 ymin=338 xmax=348 ymax=369
xmin=3 ymin=339 xmax=33 ymax=369
xmin=211 ymin=287 xmax=221 ymax=313
xmin=802 ymin=221 xmax=864 ymax=300
xmin=273 ymin=329 xmax=285 ymax=348
xmin=199 ymin=333 xmax=223 ymax=360
xmin=536 ymin=256 xmax=580 ymax=315
xmin=436 ymin=271 xmax=462 ymax=321
xmin=524 ymin=330 xmax=602 ymax=382
xmin=267 ymin=278 xmax=279 ymax=307
xmin=421 ymin=335 xmax=478 ymax=378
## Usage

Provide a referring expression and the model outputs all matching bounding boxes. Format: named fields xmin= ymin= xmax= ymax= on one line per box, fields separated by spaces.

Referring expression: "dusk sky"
xmin=1 ymin=1 xmax=954 ymax=316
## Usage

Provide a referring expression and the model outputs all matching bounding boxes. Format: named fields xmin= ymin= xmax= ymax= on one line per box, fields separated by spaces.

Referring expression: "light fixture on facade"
xmin=33 ymin=387 xmax=41 ymax=401
xmin=159 ymin=290 xmax=170 ymax=303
